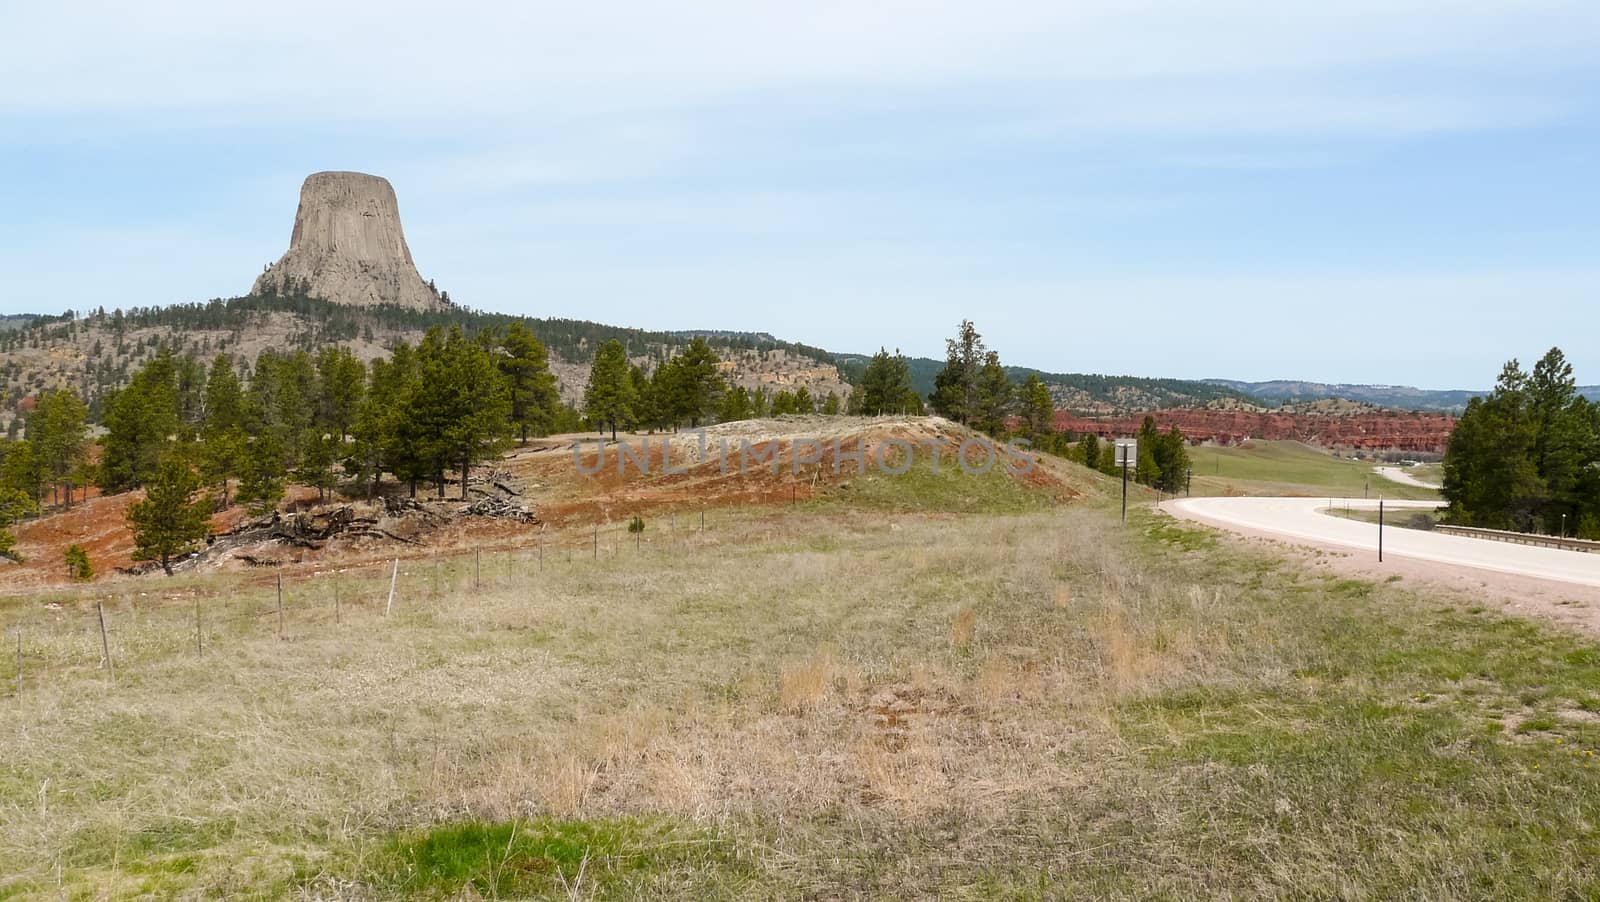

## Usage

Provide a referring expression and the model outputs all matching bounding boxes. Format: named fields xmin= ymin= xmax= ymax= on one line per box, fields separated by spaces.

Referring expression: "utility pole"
xmin=1186 ymin=467 xmax=1193 ymax=497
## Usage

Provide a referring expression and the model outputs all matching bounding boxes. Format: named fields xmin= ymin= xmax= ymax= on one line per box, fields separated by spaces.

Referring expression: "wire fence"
xmin=1 ymin=509 xmax=747 ymax=700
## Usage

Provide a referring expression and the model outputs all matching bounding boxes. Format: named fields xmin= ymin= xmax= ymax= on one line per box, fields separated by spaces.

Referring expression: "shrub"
xmin=64 ymin=543 xmax=93 ymax=582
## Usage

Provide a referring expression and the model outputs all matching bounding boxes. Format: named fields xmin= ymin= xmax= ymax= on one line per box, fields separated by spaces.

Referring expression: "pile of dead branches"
xmin=463 ymin=495 xmax=538 ymax=523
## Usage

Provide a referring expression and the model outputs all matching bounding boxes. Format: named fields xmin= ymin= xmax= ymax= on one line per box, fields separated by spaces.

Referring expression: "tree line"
xmin=580 ymin=336 xmax=843 ymax=440
xmin=1442 ymin=347 xmax=1600 ymax=538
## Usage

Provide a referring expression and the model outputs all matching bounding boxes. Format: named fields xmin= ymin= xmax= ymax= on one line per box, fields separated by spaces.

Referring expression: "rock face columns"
xmin=252 ymin=171 xmax=446 ymax=311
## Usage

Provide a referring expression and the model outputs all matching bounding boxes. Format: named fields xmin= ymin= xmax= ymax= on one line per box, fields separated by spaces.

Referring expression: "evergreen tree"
xmin=853 ymin=348 xmax=921 ymax=416
xmin=822 ymin=391 xmax=842 ymax=415
xmin=973 ymin=351 xmax=1013 ymax=436
xmin=629 ymin=366 xmax=656 ymax=431
xmin=315 ymin=346 xmax=367 ymax=441
xmin=1442 ymin=360 xmax=1546 ymax=530
xmin=1079 ymin=433 xmax=1101 ymax=470
xmin=1 ymin=439 xmax=44 ymax=505
xmin=200 ymin=355 xmax=247 ymax=509
xmin=29 ymin=389 xmax=90 ymax=507
xmin=126 ymin=454 xmax=211 ymax=576
xmin=64 ymin=544 xmax=93 ymax=582
xmin=1020 ymin=375 xmax=1055 ymax=437
xmin=1133 ymin=416 xmax=1162 ymax=485
xmin=236 ymin=433 xmax=287 ymax=515
xmin=719 ymin=385 xmax=752 ymax=423
xmin=794 ymin=386 xmax=814 ymax=414
xmin=583 ymin=339 xmax=635 ymax=441
xmin=1152 ymin=426 xmax=1191 ymax=493
xmin=0 ymin=485 xmax=34 ymax=562
xmin=410 ymin=326 xmax=512 ymax=499
xmin=100 ymin=348 xmax=180 ymax=491
xmin=930 ymin=320 xmax=984 ymax=424
xmin=1443 ymin=349 xmax=1598 ymax=533
xmin=669 ymin=337 xmax=725 ymax=428
xmin=771 ymin=390 xmax=798 ymax=416
xmin=498 ymin=323 xmax=559 ymax=444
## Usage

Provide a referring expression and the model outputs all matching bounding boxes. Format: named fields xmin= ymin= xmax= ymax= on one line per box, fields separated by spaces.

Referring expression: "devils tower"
xmin=253 ymin=171 xmax=447 ymax=310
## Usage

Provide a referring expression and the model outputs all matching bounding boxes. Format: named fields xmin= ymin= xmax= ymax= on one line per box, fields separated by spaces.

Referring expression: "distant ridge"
xmin=1206 ymin=379 xmax=1600 ymax=411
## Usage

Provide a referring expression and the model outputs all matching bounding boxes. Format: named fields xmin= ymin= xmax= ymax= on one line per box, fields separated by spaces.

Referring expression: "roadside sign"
xmin=1114 ymin=439 xmax=1137 ymax=468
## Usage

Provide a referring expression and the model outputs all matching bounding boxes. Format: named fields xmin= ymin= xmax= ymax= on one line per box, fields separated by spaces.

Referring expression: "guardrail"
xmin=1433 ymin=524 xmax=1600 ymax=554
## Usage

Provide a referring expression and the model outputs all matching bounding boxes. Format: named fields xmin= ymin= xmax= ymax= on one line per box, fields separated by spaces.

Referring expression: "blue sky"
xmin=2 ymin=1 xmax=1597 ymax=389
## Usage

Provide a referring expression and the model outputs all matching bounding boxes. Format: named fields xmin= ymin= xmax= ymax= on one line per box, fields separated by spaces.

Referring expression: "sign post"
xmin=1115 ymin=439 xmax=1137 ymax=524
xmin=1378 ymin=497 xmax=1385 ymax=563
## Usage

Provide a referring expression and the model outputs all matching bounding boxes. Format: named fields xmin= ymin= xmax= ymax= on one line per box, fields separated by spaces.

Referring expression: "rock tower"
xmin=252 ymin=171 xmax=446 ymax=310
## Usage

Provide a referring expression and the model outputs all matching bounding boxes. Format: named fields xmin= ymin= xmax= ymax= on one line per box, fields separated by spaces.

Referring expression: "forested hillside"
xmin=0 ymin=293 xmax=846 ymax=427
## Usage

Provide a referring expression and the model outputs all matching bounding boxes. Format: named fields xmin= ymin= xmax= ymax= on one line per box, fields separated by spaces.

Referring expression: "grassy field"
xmin=5 ymin=467 xmax=1600 ymax=898
xmin=1188 ymin=440 xmax=1441 ymax=500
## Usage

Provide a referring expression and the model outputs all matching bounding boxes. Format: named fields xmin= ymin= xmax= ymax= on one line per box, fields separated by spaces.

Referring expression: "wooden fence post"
xmin=196 ymin=598 xmax=202 ymax=657
xmin=334 ymin=581 xmax=341 ymax=625
xmin=277 ymin=572 xmax=285 ymax=639
xmin=385 ymin=559 xmax=399 ymax=617
xmin=96 ymin=602 xmax=114 ymax=683
xmin=14 ymin=632 xmax=21 ymax=697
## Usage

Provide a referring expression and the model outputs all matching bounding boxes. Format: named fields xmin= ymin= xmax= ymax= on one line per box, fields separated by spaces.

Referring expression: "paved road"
xmin=1165 ymin=496 xmax=1600 ymax=589
xmin=1374 ymin=466 xmax=1441 ymax=490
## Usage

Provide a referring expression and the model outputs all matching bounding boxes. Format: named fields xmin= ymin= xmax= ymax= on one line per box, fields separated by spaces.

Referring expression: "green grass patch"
xmin=340 ymin=817 xmax=748 ymax=900
xmin=808 ymin=453 xmax=1053 ymax=514
xmin=1188 ymin=440 xmax=1440 ymax=500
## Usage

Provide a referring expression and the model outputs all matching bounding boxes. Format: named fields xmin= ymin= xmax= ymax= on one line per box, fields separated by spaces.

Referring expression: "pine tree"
xmin=1152 ymin=426 xmax=1191 ymax=493
xmin=629 ymin=366 xmax=656 ymax=431
xmin=930 ymin=320 xmax=984 ymax=424
xmin=1080 ymin=433 xmax=1100 ymax=470
xmin=771 ymin=390 xmax=797 ymax=416
xmin=413 ymin=326 xmax=512 ymax=499
xmin=64 ymin=544 xmax=93 ymax=582
xmin=719 ymin=385 xmax=752 ymax=423
xmin=315 ymin=346 xmax=367 ymax=441
xmin=127 ymin=454 xmax=211 ymax=576
xmin=854 ymin=348 xmax=919 ymax=416
xmin=794 ymin=386 xmax=814 ymax=414
xmin=200 ymin=355 xmax=247 ymax=509
xmin=236 ymin=433 xmax=287 ymax=516
xmin=30 ymin=389 xmax=89 ymax=507
xmin=822 ymin=391 xmax=842 ymax=415
xmin=583 ymin=340 xmax=635 ymax=441
xmin=973 ymin=351 xmax=1013 ymax=436
xmin=1 ymin=439 xmax=43 ymax=505
xmin=670 ymin=337 xmax=726 ymax=428
xmin=100 ymin=349 xmax=180 ymax=491
xmin=0 ymin=485 xmax=34 ymax=562
xmin=498 ymin=323 xmax=559 ymax=444
xmin=1020 ymin=375 xmax=1055 ymax=438
xmin=1134 ymin=416 xmax=1162 ymax=485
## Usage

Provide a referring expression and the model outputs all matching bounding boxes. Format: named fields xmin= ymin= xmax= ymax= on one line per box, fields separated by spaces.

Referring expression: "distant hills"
xmin=834 ymin=353 xmax=1257 ymax=411
xmin=1206 ymin=379 xmax=1600 ymax=412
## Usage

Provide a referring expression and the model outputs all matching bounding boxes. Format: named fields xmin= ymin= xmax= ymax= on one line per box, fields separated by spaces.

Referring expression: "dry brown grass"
xmin=949 ymin=605 xmax=977 ymax=649
xmin=5 ymin=500 xmax=1599 ymax=897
